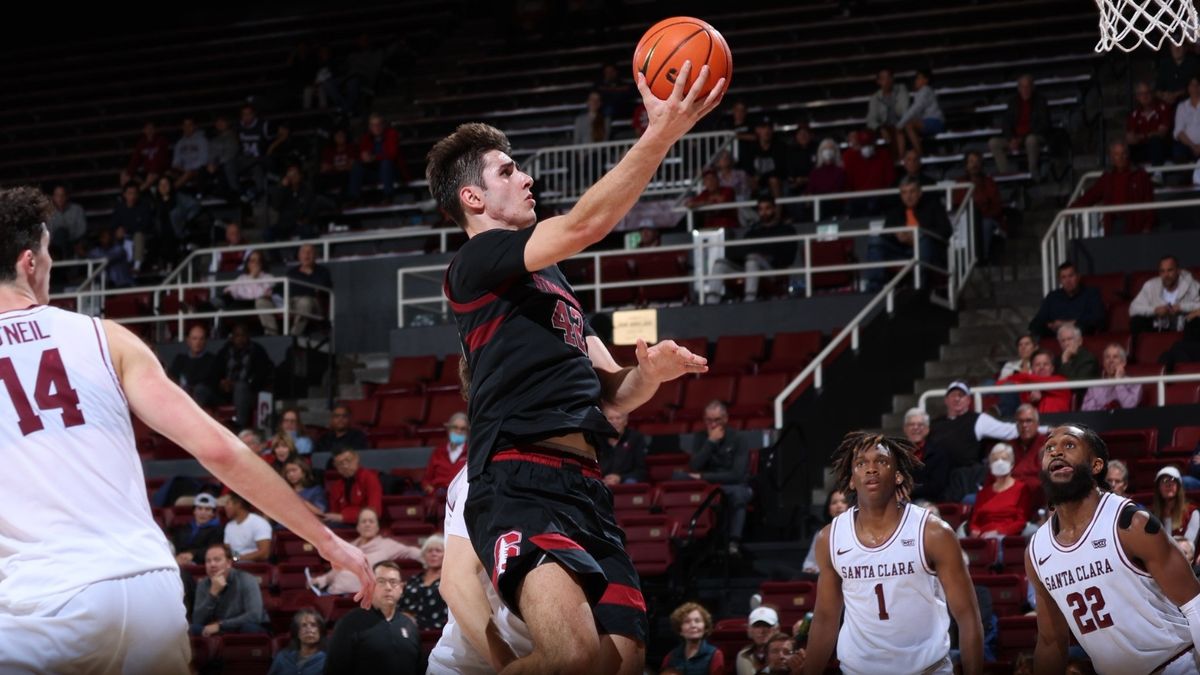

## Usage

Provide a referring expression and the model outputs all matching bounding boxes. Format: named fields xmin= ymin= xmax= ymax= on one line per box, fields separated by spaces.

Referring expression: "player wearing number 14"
xmin=803 ymin=432 xmax=983 ymax=675
xmin=1028 ymin=424 xmax=1200 ymax=674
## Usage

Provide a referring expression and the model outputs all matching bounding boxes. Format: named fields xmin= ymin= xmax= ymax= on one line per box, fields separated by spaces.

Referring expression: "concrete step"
xmin=955 ymin=306 xmax=1034 ymax=328
xmin=940 ymin=342 xmax=998 ymax=360
xmin=913 ymin=376 xmax=958 ymax=393
xmin=951 ymin=324 xmax=1021 ymax=343
xmin=924 ymin=359 xmax=996 ymax=379
xmin=338 ymin=383 xmax=366 ymax=400
xmin=355 ymin=366 xmax=390 ymax=384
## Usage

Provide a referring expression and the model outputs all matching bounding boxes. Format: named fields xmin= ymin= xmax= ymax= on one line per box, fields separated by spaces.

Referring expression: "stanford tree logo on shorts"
xmin=494 ymin=530 xmax=523 ymax=581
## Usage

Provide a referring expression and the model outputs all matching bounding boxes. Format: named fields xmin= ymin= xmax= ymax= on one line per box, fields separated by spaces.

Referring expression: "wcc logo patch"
xmin=1092 ymin=539 xmax=1107 ymax=549
xmin=493 ymin=530 xmax=523 ymax=586
xmin=902 ymin=538 xmax=916 ymax=547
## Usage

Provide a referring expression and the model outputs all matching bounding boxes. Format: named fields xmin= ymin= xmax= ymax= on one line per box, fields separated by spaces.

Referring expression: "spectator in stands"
xmin=286 ymin=243 xmax=333 ymax=335
xmin=600 ymin=408 xmax=648 ymax=485
xmin=966 ymin=443 xmax=1033 ymax=538
xmin=169 ymin=324 xmax=219 ymax=406
xmin=904 ymin=408 xmax=950 ymax=502
xmin=325 ymin=562 xmax=424 ymax=674
xmin=802 ymin=490 xmax=849 ymax=574
xmin=929 ymin=381 xmax=1023 ymax=501
xmin=763 ymin=632 xmax=805 ymax=674
xmin=866 ymin=177 xmax=950 ymax=292
xmin=206 ymin=115 xmax=238 ymax=197
xmin=865 ymin=67 xmax=909 ymax=156
xmin=1008 ymin=404 xmax=1046 ymax=490
xmin=319 ymin=128 xmax=355 ymax=194
xmin=786 ymin=123 xmax=816 ymax=195
xmin=687 ymin=170 xmax=738 ymax=230
xmin=315 ymin=404 xmax=369 ymax=456
xmin=956 ymin=151 xmax=1006 ymax=264
xmin=1107 ymin=460 xmax=1132 ymax=498
xmin=348 ymin=114 xmax=407 ymax=206
xmin=1127 ymin=80 xmax=1173 ymax=167
xmin=842 ymin=130 xmax=895 ymax=216
xmin=594 ymin=62 xmax=635 ymax=120
xmin=239 ymin=428 xmax=265 ymax=455
xmin=1130 ymin=254 xmax=1200 ymax=333
xmin=662 ymin=601 xmax=724 ymax=674
xmin=283 ymin=459 xmax=327 ymax=516
xmin=726 ymin=100 xmax=757 ymax=162
xmin=999 ymin=350 xmax=1072 ymax=414
xmin=226 ymin=104 xmax=271 ymax=202
xmin=1156 ymin=43 xmax=1198 ymax=106
xmin=269 ymin=164 xmax=318 ymax=241
xmin=267 ymin=608 xmax=326 ymax=675
xmin=88 ymin=227 xmax=135 ymax=288
xmin=325 ymin=447 xmax=384 ymax=525
xmin=1069 ymin=140 xmax=1155 ymax=234
xmin=221 ymin=492 xmax=271 ymax=562
xmin=682 ymin=400 xmax=752 ymax=554
xmin=398 ymin=535 xmax=447 ymax=630
xmin=171 ymin=492 xmax=224 ymax=566
xmin=1176 ymin=76 xmax=1200 ymax=164
xmin=210 ymin=220 xmax=251 ymax=273
xmin=804 ymin=138 xmax=848 ymax=216
xmin=573 ymin=91 xmax=611 ymax=145
xmin=171 ymin=117 xmax=209 ymax=189
xmin=278 ymin=408 xmax=314 ymax=456
xmin=1082 ymin=343 xmax=1143 ymax=410
xmin=896 ymin=69 xmax=944 ymax=158
xmin=216 ymin=323 xmax=273 ymax=427
xmin=224 ymin=250 xmax=280 ymax=335
xmin=47 ymin=185 xmax=86 ymax=258
xmin=988 ymin=74 xmax=1050 ymax=178
xmin=735 ymin=605 xmax=780 ymax=674
xmin=420 ymin=411 xmax=469 ymax=495
xmin=716 ymin=150 xmax=751 ymax=202
xmin=896 ymin=149 xmax=936 ymax=189
xmin=1028 ymin=261 xmax=1106 ymax=339
xmin=746 ymin=117 xmax=787 ymax=199
xmin=190 ymin=543 xmax=268 ymax=636
xmin=120 ymin=121 xmax=170 ymax=191
xmin=265 ymin=432 xmax=300 ymax=471
xmin=999 ymin=335 xmax=1037 ymax=380
xmin=311 ymin=508 xmax=420 ymax=595
xmin=266 ymin=122 xmax=307 ymax=178
xmin=705 ymin=195 xmax=797 ymax=303
xmin=1054 ymin=324 xmax=1099 ymax=381
xmin=111 ymin=182 xmax=154 ymax=271
xmin=1152 ymin=466 xmax=1200 ymax=546
xmin=149 ymin=176 xmax=199 ymax=266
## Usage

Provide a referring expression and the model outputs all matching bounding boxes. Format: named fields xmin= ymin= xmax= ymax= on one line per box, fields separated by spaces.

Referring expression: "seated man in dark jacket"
xmin=705 ymin=195 xmax=798 ymax=303
xmin=675 ymin=400 xmax=752 ymax=554
xmin=866 ymin=177 xmax=951 ymax=291
xmin=599 ymin=409 xmax=648 ymax=485
xmin=190 ymin=543 xmax=268 ymax=636
xmin=903 ymin=408 xmax=950 ymax=502
xmin=215 ymin=323 xmax=273 ymax=428
xmin=168 ymin=324 xmax=219 ymax=407
xmin=1027 ymin=261 xmax=1106 ymax=339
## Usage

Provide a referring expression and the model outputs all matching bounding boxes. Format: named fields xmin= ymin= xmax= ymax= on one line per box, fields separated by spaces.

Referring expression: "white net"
xmin=1095 ymin=0 xmax=1200 ymax=52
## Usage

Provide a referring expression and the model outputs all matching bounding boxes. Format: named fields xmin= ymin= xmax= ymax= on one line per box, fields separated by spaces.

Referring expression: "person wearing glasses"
xmin=1008 ymin=404 xmax=1048 ymax=492
xmin=324 ymin=561 xmax=423 ymax=674
xmin=315 ymin=404 xmax=369 ymax=456
xmin=421 ymin=412 xmax=470 ymax=496
xmin=677 ymin=399 xmax=752 ymax=555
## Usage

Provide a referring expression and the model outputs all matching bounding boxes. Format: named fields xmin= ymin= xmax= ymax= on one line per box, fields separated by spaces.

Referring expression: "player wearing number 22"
xmin=804 ymin=432 xmax=984 ymax=675
xmin=1028 ymin=424 xmax=1200 ymax=674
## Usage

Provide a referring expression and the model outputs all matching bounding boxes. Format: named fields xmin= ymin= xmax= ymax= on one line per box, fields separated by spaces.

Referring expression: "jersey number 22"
xmin=0 ymin=350 xmax=86 ymax=435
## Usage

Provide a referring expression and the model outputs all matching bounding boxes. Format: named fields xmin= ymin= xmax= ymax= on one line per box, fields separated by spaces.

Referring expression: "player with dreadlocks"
xmin=803 ymin=431 xmax=983 ymax=675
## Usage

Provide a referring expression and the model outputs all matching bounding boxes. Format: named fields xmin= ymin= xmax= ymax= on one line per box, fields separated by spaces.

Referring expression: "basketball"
xmin=633 ymin=17 xmax=732 ymax=100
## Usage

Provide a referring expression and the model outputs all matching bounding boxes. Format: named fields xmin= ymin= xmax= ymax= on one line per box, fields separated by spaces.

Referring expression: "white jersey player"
xmin=1028 ymin=424 xmax=1200 ymax=675
xmin=804 ymin=432 xmax=983 ymax=675
xmin=429 ymin=467 xmax=533 ymax=673
xmin=0 ymin=188 xmax=373 ymax=674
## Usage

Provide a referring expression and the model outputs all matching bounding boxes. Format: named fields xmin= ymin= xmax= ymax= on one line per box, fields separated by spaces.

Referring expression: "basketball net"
xmin=1095 ymin=0 xmax=1200 ymax=52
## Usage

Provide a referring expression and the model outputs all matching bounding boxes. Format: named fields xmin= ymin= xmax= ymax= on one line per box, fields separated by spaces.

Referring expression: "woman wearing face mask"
xmin=420 ymin=412 xmax=469 ymax=495
xmin=804 ymin=138 xmax=848 ymax=217
xmin=966 ymin=443 xmax=1033 ymax=538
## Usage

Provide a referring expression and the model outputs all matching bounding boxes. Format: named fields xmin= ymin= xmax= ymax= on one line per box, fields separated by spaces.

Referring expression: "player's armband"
xmin=1117 ymin=502 xmax=1162 ymax=535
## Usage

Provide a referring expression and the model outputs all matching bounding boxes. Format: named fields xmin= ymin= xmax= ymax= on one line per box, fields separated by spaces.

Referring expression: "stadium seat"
xmin=342 ymin=398 xmax=380 ymax=428
xmin=274 ymin=563 xmax=311 ymax=595
xmin=274 ymin=531 xmax=323 ymax=565
xmin=1131 ymin=457 xmax=1182 ymax=492
xmin=809 ymin=238 xmax=856 ymax=291
xmin=656 ymin=481 xmax=719 ymax=539
xmin=377 ymin=355 xmax=439 ymax=395
xmin=630 ymin=380 xmax=682 ymax=422
xmin=1088 ymin=273 xmax=1126 ymax=308
xmin=375 ymin=395 xmax=426 ymax=435
xmin=996 ymin=616 xmax=1038 ymax=661
xmin=218 ymin=633 xmax=273 ymax=675
xmin=1100 ymin=428 xmax=1158 ymax=460
xmin=730 ymin=372 xmax=791 ymax=418
xmin=645 ymin=453 xmax=690 ymax=483
xmin=189 ymin=635 xmax=216 ymax=670
xmin=972 ymin=574 xmax=1025 ymax=616
xmin=710 ymin=334 xmax=767 ymax=375
xmin=708 ymin=626 xmax=748 ymax=666
xmin=426 ymin=353 xmax=464 ymax=392
xmin=676 ymin=374 xmax=737 ymax=420
xmin=636 ymin=251 xmax=691 ymax=304
xmin=760 ymin=331 xmax=823 ymax=375
xmin=1165 ymin=383 xmax=1200 ymax=406
xmin=233 ymin=562 xmax=274 ymax=592
xmin=1082 ymin=332 xmax=1130 ymax=359
xmin=759 ymin=580 xmax=817 ymax=627
xmin=998 ymin=536 xmax=1028 ymax=575
xmin=1108 ymin=301 xmax=1131 ymax=333
xmin=314 ymin=595 xmax=359 ymax=625
xmin=936 ymin=503 xmax=970 ymax=531
xmin=382 ymin=495 xmax=427 ymax=525
xmin=600 ymin=257 xmax=637 ymax=307
xmin=416 ymin=391 xmax=469 ymax=437
xmin=1134 ymin=331 xmax=1180 ymax=365
xmin=611 ymin=483 xmax=655 ymax=517
xmin=1171 ymin=426 xmax=1200 ymax=453
xmin=960 ymin=538 xmax=998 ymax=574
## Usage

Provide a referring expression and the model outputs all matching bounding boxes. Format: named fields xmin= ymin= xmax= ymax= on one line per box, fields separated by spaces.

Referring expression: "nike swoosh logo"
xmin=1038 ymin=554 xmax=1051 ymax=565
xmin=837 ymin=548 xmax=852 ymax=555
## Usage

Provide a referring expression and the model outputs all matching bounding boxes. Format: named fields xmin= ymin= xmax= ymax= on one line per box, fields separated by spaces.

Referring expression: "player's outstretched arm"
xmin=102 ymin=320 xmax=376 ymax=608
xmin=587 ymin=336 xmax=708 ymax=413
xmin=440 ymin=534 xmax=519 ymax=671
xmin=802 ymin=526 xmax=844 ymax=675
xmin=924 ymin=517 xmax=983 ymax=675
xmin=523 ymin=62 xmax=726 ymax=272
xmin=1026 ymin=546 xmax=1070 ymax=675
xmin=1116 ymin=507 xmax=1200 ymax=650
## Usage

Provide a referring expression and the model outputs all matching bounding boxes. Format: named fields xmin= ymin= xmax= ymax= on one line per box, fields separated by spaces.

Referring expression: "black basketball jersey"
xmin=237 ymin=117 xmax=271 ymax=158
xmin=444 ymin=225 xmax=616 ymax=480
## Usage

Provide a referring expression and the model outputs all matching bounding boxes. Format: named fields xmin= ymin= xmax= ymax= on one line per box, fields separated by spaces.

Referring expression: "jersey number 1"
xmin=0 ymin=350 xmax=86 ymax=435
xmin=874 ymin=583 xmax=890 ymax=620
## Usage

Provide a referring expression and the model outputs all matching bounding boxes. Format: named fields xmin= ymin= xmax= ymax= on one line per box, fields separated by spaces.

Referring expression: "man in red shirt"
xmin=1007 ymin=404 xmax=1047 ymax=493
xmin=1126 ymin=80 xmax=1172 ymax=167
xmin=998 ymin=350 xmax=1071 ymax=414
xmin=954 ymin=151 xmax=1005 ymax=263
xmin=119 ymin=121 xmax=171 ymax=192
xmin=420 ymin=412 xmax=468 ymax=495
xmin=324 ymin=447 xmax=383 ymax=525
xmin=988 ymin=75 xmax=1050 ymax=178
xmin=348 ymin=114 xmax=411 ymax=204
xmin=1069 ymin=140 xmax=1155 ymax=234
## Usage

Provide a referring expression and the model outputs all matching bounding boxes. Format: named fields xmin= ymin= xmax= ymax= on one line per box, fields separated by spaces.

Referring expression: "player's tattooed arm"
xmin=1116 ymin=505 xmax=1200 ymax=607
xmin=801 ymin=526 xmax=843 ymax=675
xmin=925 ymin=518 xmax=983 ymax=675
xmin=1026 ymin=546 xmax=1070 ymax=675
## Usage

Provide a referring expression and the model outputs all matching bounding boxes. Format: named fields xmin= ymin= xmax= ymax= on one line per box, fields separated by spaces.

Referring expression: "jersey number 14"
xmin=0 ymin=349 xmax=86 ymax=435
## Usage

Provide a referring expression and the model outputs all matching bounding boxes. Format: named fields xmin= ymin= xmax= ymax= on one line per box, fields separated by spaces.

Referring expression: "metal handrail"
xmin=917 ymin=373 xmax=1200 ymax=410
xmin=680 ymin=182 xmax=968 ymax=226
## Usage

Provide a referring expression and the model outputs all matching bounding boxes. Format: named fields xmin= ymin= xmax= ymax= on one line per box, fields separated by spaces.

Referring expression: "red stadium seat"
xmin=960 ymin=538 xmax=998 ymax=574
xmin=190 ymin=635 xmax=216 ymax=670
xmin=630 ymin=380 xmax=682 ymax=422
xmin=1082 ymin=332 xmax=1130 ymax=359
xmin=1109 ymin=301 xmax=1131 ymax=333
xmin=314 ymin=595 xmax=359 ymax=625
xmin=676 ymin=375 xmax=737 ymax=420
xmin=611 ymin=483 xmax=655 ymax=517
xmin=1088 ymin=273 xmax=1126 ymax=308
xmin=710 ymin=334 xmax=767 ymax=375
xmin=218 ymin=633 xmax=273 ymax=675
xmin=656 ymin=481 xmax=718 ymax=539
xmin=760 ymin=331 xmax=823 ymax=374
xmin=759 ymin=580 xmax=817 ymax=627
xmin=936 ymin=503 xmax=970 ymax=531
xmin=671 ymin=337 xmax=710 ymax=361
xmin=730 ymin=372 xmax=791 ymax=418
xmin=810 ymin=238 xmax=856 ymax=291
xmin=972 ymin=574 xmax=1025 ymax=616
xmin=418 ymin=391 xmax=469 ymax=435
xmin=645 ymin=453 xmax=690 ymax=483
xmin=375 ymin=395 xmax=426 ymax=434
xmin=377 ymin=355 xmax=439 ymax=395
xmin=1100 ymin=428 xmax=1158 ymax=460
xmin=636 ymin=251 xmax=691 ymax=304
xmin=233 ymin=562 xmax=274 ymax=592
xmin=999 ymin=536 xmax=1028 ymax=575
xmin=996 ymin=616 xmax=1038 ymax=662
xmin=1165 ymin=383 xmax=1200 ymax=406
xmin=274 ymin=531 xmax=323 ymax=565
xmin=426 ymin=353 xmax=464 ymax=392
xmin=1131 ymin=457 xmax=1183 ymax=492
xmin=341 ymin=398 xmax=380 ymax=428
xmin=1172 ymin=426 xmax=1200 ymax=452
xmin=382 ymin=495 xmax=427 ymax=525
xmin=600 ymin=257 xmax=637 ymax=307
xmin=274 ymin=564 xmax=311 ymax=595
xmin=1135 ymin=331 xmax=1180 ymax=365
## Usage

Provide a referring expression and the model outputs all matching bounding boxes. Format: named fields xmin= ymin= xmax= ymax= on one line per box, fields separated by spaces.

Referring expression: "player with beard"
xmin=803 ymin=432 xmax=983 ymax=675
xmin=1027 ymin=424 xmax=1200 ymax=674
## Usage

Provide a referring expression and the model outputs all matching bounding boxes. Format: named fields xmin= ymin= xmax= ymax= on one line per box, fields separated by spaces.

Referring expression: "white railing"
xmin=918 ymin=373 xmax=1200 ymax=410
xmin=49 ymin=277 xmax=332 ymax=341
xmin=1041 ymin=162 xmax=1199 ymax=295
xmin=526 ymin=131 xmax=736 ymax=205
xmin=161 ymin=225 xmax=461 ymax=286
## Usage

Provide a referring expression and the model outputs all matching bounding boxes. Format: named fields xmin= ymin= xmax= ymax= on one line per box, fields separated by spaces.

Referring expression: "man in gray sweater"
xmin=676 ymin=399 xmax=752 ymax=554
xmin=190 ymin=543 xmax=268 ymax=636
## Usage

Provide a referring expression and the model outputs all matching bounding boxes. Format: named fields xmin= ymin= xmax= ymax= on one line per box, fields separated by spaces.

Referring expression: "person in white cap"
xmin=1152 ymin=466 xmax=1200 ymax=546
xmin=736 ymin=605 xmax=781 ymax=674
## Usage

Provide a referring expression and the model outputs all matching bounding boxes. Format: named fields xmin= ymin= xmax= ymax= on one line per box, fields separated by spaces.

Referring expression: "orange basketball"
xmin=633 ymin=17 xmax=732 ymax=101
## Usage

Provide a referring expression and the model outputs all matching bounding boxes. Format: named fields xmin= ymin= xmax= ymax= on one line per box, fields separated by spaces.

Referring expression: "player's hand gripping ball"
xmin=633 ymin=17 xmax=732 ymax=100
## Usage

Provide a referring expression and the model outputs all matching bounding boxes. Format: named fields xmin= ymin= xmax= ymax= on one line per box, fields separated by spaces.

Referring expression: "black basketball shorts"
xmin=463 ymin=446 xmax=648 ymax=642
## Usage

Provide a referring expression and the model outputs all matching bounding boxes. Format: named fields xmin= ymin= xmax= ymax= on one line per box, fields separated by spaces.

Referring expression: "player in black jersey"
xmin=426 ymin=62 xmax=725 ymax=674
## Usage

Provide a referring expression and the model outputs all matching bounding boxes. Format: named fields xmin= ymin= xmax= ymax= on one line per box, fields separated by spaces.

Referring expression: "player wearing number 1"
xmin=1028 ymin=424 xmax=1200 ymax=674
xmin=803 ymin=432 xmax=983 ymax=675
xmin=0 ymin=187 xmax=374 ymax=674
